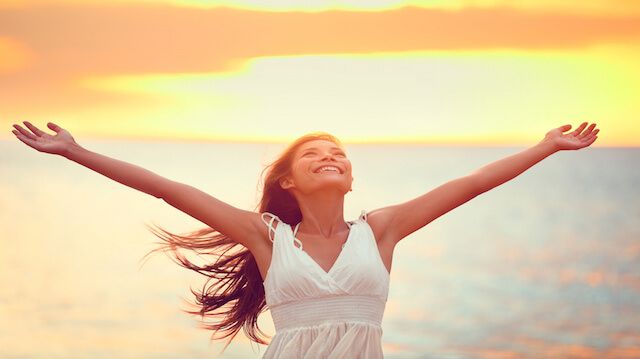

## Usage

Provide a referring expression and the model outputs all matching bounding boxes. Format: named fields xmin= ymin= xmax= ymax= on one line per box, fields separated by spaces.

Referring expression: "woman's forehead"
xmin=299 ymin=139 xmax=342 ymax=151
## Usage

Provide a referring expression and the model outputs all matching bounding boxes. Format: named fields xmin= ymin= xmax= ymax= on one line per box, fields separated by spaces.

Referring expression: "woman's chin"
xmin=308 ymin=183 xmax=350 ymax=194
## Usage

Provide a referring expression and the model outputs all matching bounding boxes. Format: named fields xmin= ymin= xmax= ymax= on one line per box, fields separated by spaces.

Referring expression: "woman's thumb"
xmin=47 ymin=122 xmax=62 ymax=132
xmin=558 ymin=124 xmax=572 ymax=131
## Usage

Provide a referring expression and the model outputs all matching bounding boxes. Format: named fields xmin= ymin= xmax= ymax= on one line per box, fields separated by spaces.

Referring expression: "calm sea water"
xmin=1 ymin=139 xmax=638 ymax=359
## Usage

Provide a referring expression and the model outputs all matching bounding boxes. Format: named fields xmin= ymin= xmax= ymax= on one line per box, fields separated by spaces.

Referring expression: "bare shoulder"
xmin=216 ymin=209 xmax=269 ymax=251
xmin=250 ymin=211 xmax=284 ymax=280
xmin=362 ymin=206 xmax=398 ymax=246
xmin=361 ymin=207 xmax=397 ymax=274
xmin=199 ymin=209 xmax=277 ymax=254
xmin=244 ymin=211 xmax=283 ymax=248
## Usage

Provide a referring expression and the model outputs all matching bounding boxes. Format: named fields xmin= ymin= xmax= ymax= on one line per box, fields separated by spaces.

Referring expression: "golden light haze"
xmin=1 ymin=1 xmax=638 ymax=145
xmin=3 ymin=0 xmax=640 ymax=15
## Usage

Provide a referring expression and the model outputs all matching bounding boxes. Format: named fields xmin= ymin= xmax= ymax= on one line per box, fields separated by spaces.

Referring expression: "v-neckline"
xmin=288 ymin=220 xmax=356 ymax=276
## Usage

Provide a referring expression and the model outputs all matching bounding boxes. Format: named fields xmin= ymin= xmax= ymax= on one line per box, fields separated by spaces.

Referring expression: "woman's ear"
xmin=279 ymin=176 xmax=294 ymax=190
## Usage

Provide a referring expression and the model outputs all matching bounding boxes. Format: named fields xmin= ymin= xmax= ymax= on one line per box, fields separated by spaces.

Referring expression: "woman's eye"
xmin=302 ymin=151 xmax=345 ymax=157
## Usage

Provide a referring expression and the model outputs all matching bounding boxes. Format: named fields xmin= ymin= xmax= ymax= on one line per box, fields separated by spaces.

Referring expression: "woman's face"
xmin=280 ymin=139 xmax=353 ymax=195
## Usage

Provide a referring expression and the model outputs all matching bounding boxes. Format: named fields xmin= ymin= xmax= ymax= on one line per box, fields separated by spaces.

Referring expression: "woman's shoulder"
xmin=260 ymin=211 xmax=289 ymax=235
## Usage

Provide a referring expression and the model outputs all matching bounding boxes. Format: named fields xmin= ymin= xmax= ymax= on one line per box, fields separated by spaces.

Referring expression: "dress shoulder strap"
xmin=261 ymin=212 xmax=282 ymax=243
xmin=359 ymin=209 xmax=368 ymax=222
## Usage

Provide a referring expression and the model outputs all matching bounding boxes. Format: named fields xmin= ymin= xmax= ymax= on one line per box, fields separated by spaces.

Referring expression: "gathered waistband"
xmin=269 ymin=295 xmax=386 ymax=332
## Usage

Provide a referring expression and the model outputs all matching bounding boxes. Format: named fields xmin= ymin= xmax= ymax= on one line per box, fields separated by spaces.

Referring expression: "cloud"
xmin=1 ymin=3 xmax=638 ymax=140
xmin=1 ymin=4 xmax=639 ymax=78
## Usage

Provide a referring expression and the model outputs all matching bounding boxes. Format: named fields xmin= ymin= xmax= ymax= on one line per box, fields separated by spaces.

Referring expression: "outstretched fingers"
xmin=578 ymin=128 xmax=599 ymax=148
xmin=12 ymin=129 xmax=41 ymax=150
xmin=12 ymin=123 xmax=38 ymax=141
xmin=570 ymin=122 xmax=589 ymax=137
xmin=23 ymin=121 xmax=51 ymax=137
xmin=583 ymin=129 xmax=599 ymax=142
xmin=578 ymin=123 xmax=597 ymax=139
xmin=588 ymin=128 xmax=599 ymax=140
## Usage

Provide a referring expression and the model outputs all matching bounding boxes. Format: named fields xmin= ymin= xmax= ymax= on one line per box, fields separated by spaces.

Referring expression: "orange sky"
xmin=1 ymin=1 xmax=638 ymax=145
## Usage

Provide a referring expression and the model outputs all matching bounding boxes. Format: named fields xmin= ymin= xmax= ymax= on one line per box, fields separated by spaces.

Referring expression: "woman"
xmin=11 ymin=121 xmax=599 ymax=358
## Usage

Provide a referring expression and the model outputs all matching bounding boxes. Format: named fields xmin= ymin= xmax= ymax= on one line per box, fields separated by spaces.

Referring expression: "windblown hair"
xmin=142 ymin=132 xmax=344 ymax=351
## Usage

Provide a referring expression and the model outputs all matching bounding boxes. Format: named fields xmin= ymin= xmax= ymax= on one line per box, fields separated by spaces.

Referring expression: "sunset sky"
xmin=1 ymin=0 xmax=638 ymax=145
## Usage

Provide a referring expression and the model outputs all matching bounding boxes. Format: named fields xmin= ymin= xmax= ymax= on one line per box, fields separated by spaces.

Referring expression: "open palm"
xmin=543 ymin=122 xmax=600 ymax=151
xmin=11 ymin=121 xmax=77 ymax=156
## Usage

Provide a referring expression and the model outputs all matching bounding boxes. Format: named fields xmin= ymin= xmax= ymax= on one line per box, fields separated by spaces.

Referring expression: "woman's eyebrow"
xmin=302 ymin=147 xmax=343 ymax=152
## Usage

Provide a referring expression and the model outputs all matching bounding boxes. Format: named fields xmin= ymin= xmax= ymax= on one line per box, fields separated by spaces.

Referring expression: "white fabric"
xmin=260 ymin=210 xmax=390 ymax=358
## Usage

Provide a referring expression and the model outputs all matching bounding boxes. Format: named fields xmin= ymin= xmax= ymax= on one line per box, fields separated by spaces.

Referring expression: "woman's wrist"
xmin=535 ymin=139 xmax=560 ymax=155
xmin=62 ymin=141 xmax=85 ymax=160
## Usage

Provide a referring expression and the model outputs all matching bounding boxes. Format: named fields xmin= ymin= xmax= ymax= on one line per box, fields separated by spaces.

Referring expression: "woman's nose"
xmin=320 ymin=152 xmax=336 ymax=160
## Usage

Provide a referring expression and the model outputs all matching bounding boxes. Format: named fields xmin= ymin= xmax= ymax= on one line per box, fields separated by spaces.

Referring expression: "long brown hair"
xmin=142 ymin=132 xmax=344 ymax=351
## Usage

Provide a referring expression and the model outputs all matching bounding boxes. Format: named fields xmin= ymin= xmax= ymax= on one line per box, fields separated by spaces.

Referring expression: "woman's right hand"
xmin=11 ymin=121 xmax=78 ymax=156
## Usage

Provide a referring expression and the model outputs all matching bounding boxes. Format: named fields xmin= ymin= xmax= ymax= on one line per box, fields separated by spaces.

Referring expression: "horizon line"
xmin=0 ymin=135 xmax=627 ymax=147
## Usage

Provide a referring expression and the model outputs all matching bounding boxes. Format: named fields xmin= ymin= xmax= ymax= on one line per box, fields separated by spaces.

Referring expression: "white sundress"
xmin=260 ymin=210 xmax=390 ymax=359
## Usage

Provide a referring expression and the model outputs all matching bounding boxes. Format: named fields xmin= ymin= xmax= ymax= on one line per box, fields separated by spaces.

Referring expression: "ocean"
xmin=1 ymin=139 xmax=638 ymax=358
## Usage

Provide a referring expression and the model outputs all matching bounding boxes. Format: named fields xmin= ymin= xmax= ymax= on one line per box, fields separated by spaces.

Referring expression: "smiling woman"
xmin=11 ymin=120 xmax=599 ymax=358
xmin=139 ymin=131 xmax=367 ymax=354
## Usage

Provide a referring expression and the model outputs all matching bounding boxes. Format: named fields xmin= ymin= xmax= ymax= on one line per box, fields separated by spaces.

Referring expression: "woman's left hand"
xmin=541 ymin=122 xmax=600 ymax=151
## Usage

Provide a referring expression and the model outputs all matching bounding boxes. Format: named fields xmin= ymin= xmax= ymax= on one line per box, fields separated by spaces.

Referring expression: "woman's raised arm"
xmin=11 ymin=121 xmax=266 ymax=249
xmin=367 ymin=122 xmax=600 ymax=247
xmin=470 ymin=122 xmax=598 ymax=192
xmin=13 ymin=121 xmax=169 ymax=198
